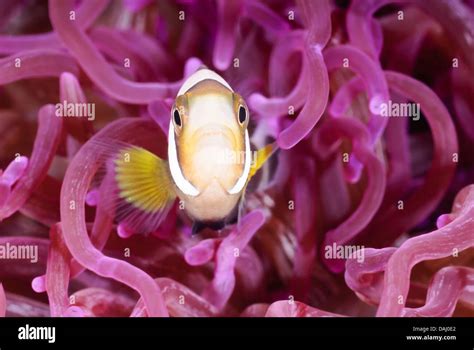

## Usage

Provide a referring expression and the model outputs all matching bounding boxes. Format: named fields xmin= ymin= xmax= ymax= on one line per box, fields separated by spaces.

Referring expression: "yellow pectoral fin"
xmin=114 ymin=146 xmax=176 ymax=233
xmin=248 ymin=142 xmax=278 ymax=181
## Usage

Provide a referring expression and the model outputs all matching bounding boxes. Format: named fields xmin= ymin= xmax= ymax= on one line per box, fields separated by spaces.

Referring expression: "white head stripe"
xmin=178 ymin=69 xmax=233 ymax=96
xmin=168 ymin=123 xmax=200 ymax=196
xmin=228 ymin=130 xmax=251 ymax=195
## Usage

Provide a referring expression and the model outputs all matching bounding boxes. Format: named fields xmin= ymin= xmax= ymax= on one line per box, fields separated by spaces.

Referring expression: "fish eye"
xmin=173 ymin=108 xmax=182 ymax=128
xmin=238 ymin=105 xmax=248 ymax=125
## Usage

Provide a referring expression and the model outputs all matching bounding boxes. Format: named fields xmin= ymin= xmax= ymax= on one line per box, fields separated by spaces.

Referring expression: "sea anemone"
xmin=0 ymin=0 xmax=473 ymax=317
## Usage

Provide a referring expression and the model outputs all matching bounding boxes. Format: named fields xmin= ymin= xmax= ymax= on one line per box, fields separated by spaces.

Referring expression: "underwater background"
xmin=0 ymin=0 xmax=473 ymax=317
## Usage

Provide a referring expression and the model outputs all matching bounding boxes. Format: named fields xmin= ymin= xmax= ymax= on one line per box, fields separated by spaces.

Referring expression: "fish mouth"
xmin=200 ymin=127 xmax=229 ymax=137
xmin=188 ymin=124 xmax=240 ymax=149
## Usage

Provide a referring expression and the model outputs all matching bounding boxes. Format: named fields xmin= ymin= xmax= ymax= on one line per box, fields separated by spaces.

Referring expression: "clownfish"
xmin=110 ymin=68 xmax=276 ymax=235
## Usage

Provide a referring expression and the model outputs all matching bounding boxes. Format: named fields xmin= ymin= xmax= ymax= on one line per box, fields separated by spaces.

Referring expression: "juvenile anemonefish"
xmin=110 ymin=68 xmax=276 ymax=235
